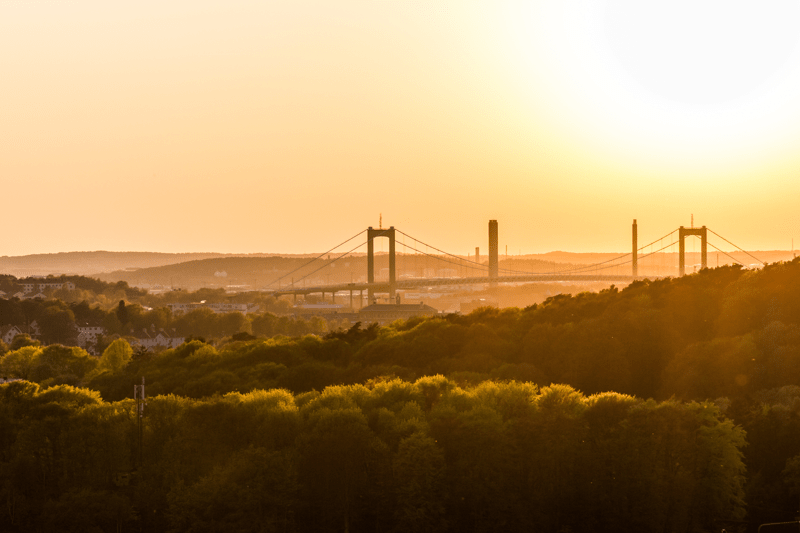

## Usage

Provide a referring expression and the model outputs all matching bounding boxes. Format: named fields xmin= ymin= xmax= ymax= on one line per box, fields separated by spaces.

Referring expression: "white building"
xmin=0 ymin=325 xmax=22 ymax=345
xmin=358 ymin=302 xmax=438 ymax=325
xmin=167 ymin=302 xmax=257 ymax=315
xmin=134 ymin=328 xmax=185 ymax=350
xmin=19 ymin=281 xmax=75 ymax=294
xmin=21 ymin=292 xmax=47 ymax=301
xmin=76 ymin=323 xmax=105 ymax=353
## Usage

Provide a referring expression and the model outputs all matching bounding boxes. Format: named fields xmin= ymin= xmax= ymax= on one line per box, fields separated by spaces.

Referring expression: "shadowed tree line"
xmin=5 ymin=260 xmax=800 ymax=529
xmin=0 ymin=296 xmax=331 ymax=354
xmin=22 ymin=260 xmax=799 ymax=408
xmin=0 ymin=378 xmax=745 ymax=533
xmin=0 ymin=274 xmax=296 ymax=313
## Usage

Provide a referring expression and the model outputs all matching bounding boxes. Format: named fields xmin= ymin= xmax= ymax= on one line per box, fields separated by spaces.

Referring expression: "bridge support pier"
xmin=367 ymin=226 xmax=396 ymax=301
xmin=678 ymin=226 xmax=707 ymax=275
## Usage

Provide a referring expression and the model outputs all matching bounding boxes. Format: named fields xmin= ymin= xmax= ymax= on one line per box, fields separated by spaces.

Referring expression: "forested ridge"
xmin=5 ymin=260 xmax=800 ymax=531
xmin=1 ymin=380 xmax=746 ymax=533
xmin=83 ymin=260 xmax=800 ymax=404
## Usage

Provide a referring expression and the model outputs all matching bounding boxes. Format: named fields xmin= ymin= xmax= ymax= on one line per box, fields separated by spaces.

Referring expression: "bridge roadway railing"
xmin=269 ymin=274 xmax=639 ymax=297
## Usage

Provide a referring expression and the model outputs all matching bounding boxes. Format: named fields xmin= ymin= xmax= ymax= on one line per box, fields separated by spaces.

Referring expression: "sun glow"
xmin=505 ymin=0 xmax=800 ymax=179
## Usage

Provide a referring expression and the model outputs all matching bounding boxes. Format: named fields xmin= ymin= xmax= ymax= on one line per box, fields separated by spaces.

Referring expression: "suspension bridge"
xmin=265 ymin=220 xmax=765 ymax=305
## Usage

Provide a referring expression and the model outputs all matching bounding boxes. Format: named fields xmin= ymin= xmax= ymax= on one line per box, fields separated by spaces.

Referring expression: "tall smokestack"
xmin=489 ymin=220 xmax=498 ymax=281
xmin=632 ymin=219 xmax=638 ymax=279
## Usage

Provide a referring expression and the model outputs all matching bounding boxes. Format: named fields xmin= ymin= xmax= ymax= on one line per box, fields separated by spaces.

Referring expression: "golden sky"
xmin=3 ymin=0 xmax=800 ymax=256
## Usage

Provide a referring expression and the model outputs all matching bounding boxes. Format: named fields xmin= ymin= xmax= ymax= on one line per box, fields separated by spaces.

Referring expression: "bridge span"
xmin=265 ymin=219 xmax=761 ymax=304
xmin=269 ymin=273 xmax=637 ymax=299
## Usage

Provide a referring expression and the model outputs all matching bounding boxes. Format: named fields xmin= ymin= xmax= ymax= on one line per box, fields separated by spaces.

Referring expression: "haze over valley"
xmin=4 ymin=1 xmax=800 ymax=532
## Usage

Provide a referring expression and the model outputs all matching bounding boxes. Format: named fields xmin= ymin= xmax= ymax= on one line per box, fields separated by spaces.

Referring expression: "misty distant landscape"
xmin=6 ymin=0 xmax=800 ymax=531
xmin=2 ymin=250 xmax=800 ymax=531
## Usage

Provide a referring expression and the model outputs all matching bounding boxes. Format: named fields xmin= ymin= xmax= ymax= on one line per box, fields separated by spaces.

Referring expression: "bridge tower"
xmin=632 ymin=219 xmax=638 ymax=279
xmin=678 ymin=225 xmax=707 ymax=276
xmin=489 ymin=220 xmax=498 ymax=283
xmin=367 ymin=226 xmax=395 ymax=301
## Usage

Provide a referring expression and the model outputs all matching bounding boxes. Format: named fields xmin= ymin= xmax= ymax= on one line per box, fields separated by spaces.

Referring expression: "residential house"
xmin=134 ymin=327 xmax=185 ymax=350
xmin=77 ymin=323 xmax=105 ymax=354
xmin=22 ymin=292 xmax=47 ymax=301
xmin=27 ymin=321 xmax=41 ymax=338
xmin=0 ymin=325 xmax=22 ymax=345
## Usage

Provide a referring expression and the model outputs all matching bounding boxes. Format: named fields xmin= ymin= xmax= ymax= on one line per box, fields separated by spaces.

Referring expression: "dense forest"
xmin=1 ymin=380 xmax=746 ymax=533
xmin=0 ymin=277 xmax=329 ymax=352
xmin=5 ymin=259 xmax=800 ymax=531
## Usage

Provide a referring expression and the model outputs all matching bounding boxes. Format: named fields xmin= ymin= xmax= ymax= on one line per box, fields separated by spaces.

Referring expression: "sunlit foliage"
xmin=0 ymin=378 xmax=746 ymax=533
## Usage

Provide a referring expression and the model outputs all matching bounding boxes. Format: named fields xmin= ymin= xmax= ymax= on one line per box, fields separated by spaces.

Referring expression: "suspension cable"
xmin=396 ymin=229 xmax=486 ymax=268
xmin=400 ymin=240 xmax=489 ymax=273
xmin=283 ymin=238 xmax=371 ymax=288
xmin=632 ymin=239 xmax=681 ymax=264
xmin=488 ymin=228 xmax=680 ymax=276
xmin=707 ymin=228 xmax=765 ymax=265
xmin=284 ymin=226 xmax=692 ymax=289
xmin=289 ymin=227 xmax=409 ymax=288
xmin=527 ymin=228 xmax=681 ymax=275
xmin=560 ymin=238 xmax=680 ymax=274
xmin=266 ymin=229 xmax=367 ymax=288
xmin=398 ymin=227 xmax=680 ymax=277
xmin=706 ymin=241 xmax=746 ymax=267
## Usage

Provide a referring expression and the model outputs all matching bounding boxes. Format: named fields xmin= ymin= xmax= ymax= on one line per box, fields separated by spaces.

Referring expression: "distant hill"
xmin=94 ymin=249 xmax=794 ymax=292
xmin=1 ymin=249 xmax=790 ymax=291
xmin=96 ymin=255 xmax=386 ymax=291
xmin=0 ymin=251 xmax=320 ymax=278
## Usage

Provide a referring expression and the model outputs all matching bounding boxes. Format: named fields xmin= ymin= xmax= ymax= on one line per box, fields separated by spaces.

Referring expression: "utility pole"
xmin=134 ymin=377 xmax=146 ymax=469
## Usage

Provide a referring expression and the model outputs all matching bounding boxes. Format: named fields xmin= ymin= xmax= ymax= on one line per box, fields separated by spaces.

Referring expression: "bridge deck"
xmin=270 ymin=274 xmax=640 ymax=297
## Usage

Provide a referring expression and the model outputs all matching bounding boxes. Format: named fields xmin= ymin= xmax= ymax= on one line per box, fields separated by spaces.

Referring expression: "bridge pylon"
xmin=367 ymin=226 xmax=395 ymax=302
xmin=489 ymin=220 xmax=498 ymax=284
xmin=678 ymin=225 xmax=707 ymax=275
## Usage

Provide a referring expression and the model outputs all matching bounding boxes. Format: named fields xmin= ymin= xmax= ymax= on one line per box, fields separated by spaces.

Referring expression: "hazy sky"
xmin=4 ymin=0 xmax=800 ymax=256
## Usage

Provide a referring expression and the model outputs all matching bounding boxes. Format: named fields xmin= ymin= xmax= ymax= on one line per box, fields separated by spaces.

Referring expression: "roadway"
xmin=269 ymin=274 xmax=639 ymax=297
